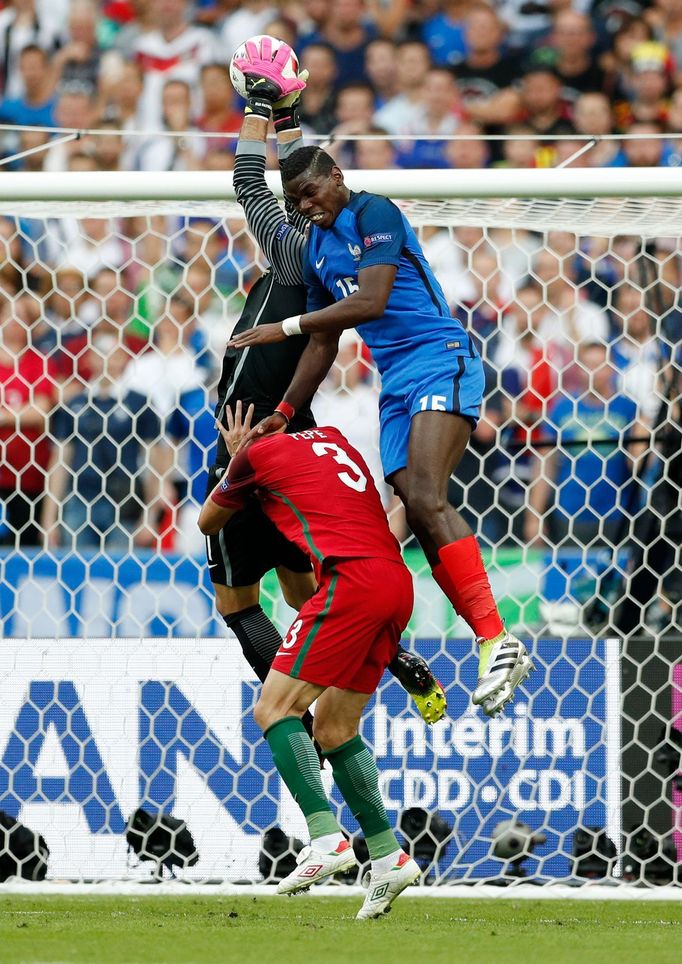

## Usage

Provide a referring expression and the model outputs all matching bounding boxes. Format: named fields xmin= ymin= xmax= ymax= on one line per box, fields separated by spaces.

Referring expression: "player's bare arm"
xmin=240 ymin=332 xmax=340 ymax=442
xmin=226 ymin=263 xmax=397 ymax=349
xmin=198 ymin=402 xmax=254 ymax=534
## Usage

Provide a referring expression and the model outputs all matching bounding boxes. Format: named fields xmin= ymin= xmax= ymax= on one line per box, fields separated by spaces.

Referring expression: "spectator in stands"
xmin=421 ymin=0 xmax=467 ymax=67
xmin=114 ymin=0 xmax=156 ymax=62
xmin=59 ymin=217 xmax=127 ymax=280
xmin=123 ymin=293 xmax=207 ymax=417
xmin=395 ymin=67 xmax=462 ymax=168
xmin=365 ymin=0 xmax=409 ymax=38
xmin=137 ymin=78 xmax=200 ymax=171
xmin=221 ymin=0 xmax=278 ymax=59
xmin=614 ymin=40 xmax=674 ymax=127
xmin=132 ymin=0 xmax=216 ymax=129
xmin=608 ymin=119 xmax=674 ymax=166
xmin=353 ymin=126 xmax=397 ymax=169
xmin=0 ymin=297 xmax=55 ymax=547
xmin=646 ymin=0 xmax=682 ymax=74
xmin=178 ymin=259 xmax=223 ymax=367
xmin=197 ymin=63 xmax=241 ymax=156
xmin=179 ymin=216 xmax=256 ymax=299
xmin=44 ymin=86 xmax=97 ymax=172
xmin=554 ymin=136 xmax=592 ymax=167
xmin=262 ymin=15 xmax=299 ymax=51
xmin=52 ymin=0 xmax=101 ymax=97
xmin=374 ymin=39 xmax=431 ymax=135
xmin=531 ymin=246 xmax=610 ymax=391
xmin=37 ymin=265 xmax=82 ymax=358
xmin=547 ymin=8 xmax=605 ymax=104
xmin=498 ymin=122 xmax=540 ymax=168
xmin=0 ymin=44 xmax=56 ymax=129
xmin=611 ymin=282 xmax=669 ymax=426
xmin=298 ymin=41 xmax=337 ymax=133
xmin=330 ymin=81 xmax=375 ymax=165
xmin=302 ymin=0 xmax=378 ymax=86
xmin=296 ymin=0 xmax=330 ymax=43
xmin=0 ymin=0 xmax=61 ymax=100
xmin=444 ymin=120 xmax=490 ymax=169
xmin=76 ymin=266 xmax=147 ymax=356
xmin=518 ymin=58 xmax=576 ymax=140
xmin=92 ymin=119 xmax=126 ymax=172
xmin=454 ymin=3 xmax=522 ymax=144
xmin=16 ymin=128 xmax=50 ymax=172
xmin=573 ymin=91 xmax=619 ymax=166
xmin=525 ymin=339 xmax=648 ymax=550
xmin=98 ymin=59 xmax=144 ymax=168
xmin=491 ymin=280 xmax=556 ymax=543
xmin=102 ymin=56 xmax=143 ymax=126
xmin=459 ymin=243 xmax=508 ymax=356
xmin=40 ymin=269 xmax=88 ymax=395
xmin=498 ymin=0 xmax=559 ymax=50
xmin=299 ymin=43 xmax=336 ymax=134
xmin=42 ymin=334 xmax=172 ymax=552
xmin=333 ymin=81 xmax=375 ymax=133
xmin=364 ymin=38 xmax=398 ymax=108
xmin=600 ymin=13 xmax=653 ymax=100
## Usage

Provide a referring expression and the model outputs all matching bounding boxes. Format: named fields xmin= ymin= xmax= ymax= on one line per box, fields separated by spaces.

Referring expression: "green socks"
xmin=265 ymin=720 xmax=399 ymax=860
xmin=326 ymin=735 xmax=400 ymax=860
xmin=265 ymin=716 xmax=341 ymax=840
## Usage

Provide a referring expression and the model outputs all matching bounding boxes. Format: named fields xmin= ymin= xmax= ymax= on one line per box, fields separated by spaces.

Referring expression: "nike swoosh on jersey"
xmin=315 ymin=257 xmax=325 ymax=269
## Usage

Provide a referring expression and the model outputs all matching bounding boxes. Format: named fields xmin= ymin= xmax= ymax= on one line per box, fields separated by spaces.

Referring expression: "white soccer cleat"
xmin=276 ymin=839 xmax=358 ymax=894
xmin=472 ymin=630 xmax=534 ymax=718
xmin=355 ymin=852 xmax=420 ymax=920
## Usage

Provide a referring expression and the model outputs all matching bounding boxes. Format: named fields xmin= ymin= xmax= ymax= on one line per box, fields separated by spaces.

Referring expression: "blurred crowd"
xmin=4 ymin=0 xmax=682 ymax=172
xmin=0 ymin=0 xmax=680 ymax=629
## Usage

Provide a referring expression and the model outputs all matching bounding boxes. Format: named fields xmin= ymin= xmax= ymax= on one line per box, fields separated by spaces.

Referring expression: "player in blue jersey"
xmin=228 ymin=111 xmax=533 ymax=715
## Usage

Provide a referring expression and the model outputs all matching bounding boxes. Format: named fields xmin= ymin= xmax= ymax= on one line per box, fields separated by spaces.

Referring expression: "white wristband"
xmin=281 ymin=314 xmax=303 ymax=336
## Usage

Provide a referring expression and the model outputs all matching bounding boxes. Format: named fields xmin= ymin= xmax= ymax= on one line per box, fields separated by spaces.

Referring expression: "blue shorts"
xmin=378 ymin=341 xmax=485 ymax=480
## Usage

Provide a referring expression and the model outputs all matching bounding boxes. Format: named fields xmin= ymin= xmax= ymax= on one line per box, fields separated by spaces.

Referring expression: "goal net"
xmin=0 ymin=168 xmax=680 ymax=889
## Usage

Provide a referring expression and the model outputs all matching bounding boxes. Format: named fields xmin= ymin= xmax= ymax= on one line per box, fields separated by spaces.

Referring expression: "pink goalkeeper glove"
xmin=233 ymin=37 xmax=306 ymax=101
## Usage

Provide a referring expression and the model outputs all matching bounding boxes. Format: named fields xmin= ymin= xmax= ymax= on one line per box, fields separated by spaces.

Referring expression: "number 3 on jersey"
xmin=312 ymin=441 xmax=367 ymax=492
xmin=282 ymin=618 xmax=303 ymax=649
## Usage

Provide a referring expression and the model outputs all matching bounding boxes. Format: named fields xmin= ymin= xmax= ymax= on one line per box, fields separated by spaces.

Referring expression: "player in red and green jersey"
xmin=198 ymin=406 xmax=420 ymax=919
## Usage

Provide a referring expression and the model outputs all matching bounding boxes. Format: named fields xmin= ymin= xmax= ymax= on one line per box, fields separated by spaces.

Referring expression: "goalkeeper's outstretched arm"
xmin=233 ymin=114 xmax=306 ymax=286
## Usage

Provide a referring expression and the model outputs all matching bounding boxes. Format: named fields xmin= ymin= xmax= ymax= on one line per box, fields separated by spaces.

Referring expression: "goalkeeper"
xmin=205 ymin=42 xmax=445 ymax=725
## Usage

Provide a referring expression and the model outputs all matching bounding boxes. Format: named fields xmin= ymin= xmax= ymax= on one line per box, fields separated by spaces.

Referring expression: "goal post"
xmin=0 ymin=168 xmax=680 ymax=889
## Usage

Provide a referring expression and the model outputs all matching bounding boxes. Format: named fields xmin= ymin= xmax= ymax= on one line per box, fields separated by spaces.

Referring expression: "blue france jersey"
xmin=303 ymin=191 xmax=472 ymax=389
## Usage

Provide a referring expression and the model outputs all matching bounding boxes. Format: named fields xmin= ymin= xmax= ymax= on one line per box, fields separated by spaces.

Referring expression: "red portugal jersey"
xmin=211 ymin=426 xmax=402 ymax=576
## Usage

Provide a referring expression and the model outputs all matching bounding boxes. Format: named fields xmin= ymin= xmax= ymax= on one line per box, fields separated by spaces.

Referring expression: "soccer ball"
xmin=229 ymin=35 xmax=300 ymax=100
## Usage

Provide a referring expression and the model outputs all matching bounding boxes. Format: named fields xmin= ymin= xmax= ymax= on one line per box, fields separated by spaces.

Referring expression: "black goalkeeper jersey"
xmin=213 ymin=136 xmax=317 ymax=465
xmin=214 ymin=270 xmax=314 ymax=451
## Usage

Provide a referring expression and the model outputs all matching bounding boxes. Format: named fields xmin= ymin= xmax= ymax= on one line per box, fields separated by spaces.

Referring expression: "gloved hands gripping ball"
xmin=230 ymin=35 xmax=305 ymax=121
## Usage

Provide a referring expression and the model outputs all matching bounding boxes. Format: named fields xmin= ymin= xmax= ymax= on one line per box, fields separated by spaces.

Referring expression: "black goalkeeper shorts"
xmin=204 ymin=464 xmax=312 ymax=588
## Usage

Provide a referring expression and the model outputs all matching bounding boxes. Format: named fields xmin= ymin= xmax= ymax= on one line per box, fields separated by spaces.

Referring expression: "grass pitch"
xmin=1 ymin=894 xmax=681 ymax=964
